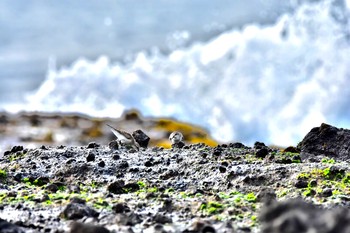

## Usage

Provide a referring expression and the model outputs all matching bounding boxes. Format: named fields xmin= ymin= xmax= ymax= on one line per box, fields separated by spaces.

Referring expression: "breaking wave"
xmin=17 ymin=0 xmax=350 ymax=146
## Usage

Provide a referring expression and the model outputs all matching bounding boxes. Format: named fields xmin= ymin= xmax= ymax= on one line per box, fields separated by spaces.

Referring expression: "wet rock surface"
xmin=1 ymin=123 xmax=350 ymax=232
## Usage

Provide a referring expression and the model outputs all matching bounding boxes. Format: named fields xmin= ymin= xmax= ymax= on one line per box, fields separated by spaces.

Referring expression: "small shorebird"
xmin=106 ymin=124 xmax=139 ymax=151
xmin=169 ymin=131 xmax=184 ymax=144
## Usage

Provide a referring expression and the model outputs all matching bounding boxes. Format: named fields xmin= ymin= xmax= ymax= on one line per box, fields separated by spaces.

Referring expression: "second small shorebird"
xmin=169 ymin=131 xmax=185 ymax=148
xmin=106 ymin=124 xmax=139 ymax=151
xmin=169 ymin=131 xmax=184 ymax=144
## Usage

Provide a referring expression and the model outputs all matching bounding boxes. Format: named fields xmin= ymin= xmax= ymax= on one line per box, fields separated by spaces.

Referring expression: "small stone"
xmin=256 ymin=148 xmax=269 ymax=158
xmin=70 ymin=197 xmax=86 ymax=204
xmin=144 ymin=160 xmax=153 ymax=167
xmin=46 ymin=184 xmax=59 ymax=193
xmin=153 ymin=213 xmax=172 ymax=224
xmin=112 ymin=153 xmax=120 ymax=160
xmin=11 ymin=145 xmax=23 ymax=153
xmin=7 ymin=191 xmax=17 ymax=197
xmin=229 ymin=142 xmax=246 ymax=148
xmin=40 ymin=145 xmax=48 ymax=150
xmin=187 ymin=220 xmax=216 ymax=233
xmin=153 ymin=224 xmax=165 ymax=232
xmin=283 ymin=146 xmax=300 ymax=153
xmin=128 ymin=167 xmax=139 ymax=173
xmin=3 ymin=151 xmax=11 ymax=156
xmin=107 ymin=180 xmax=140 ymax=194
xmin=61 ymin=202 xmax=99 ymax=220
xmin=87 ymin=142 xmax=100 ymax=149
xmin=86 ymin=152 xmax=96 ymax=162
xmin=254 ymin=142 xmax=266 ymax=149
xmin=13 ymin=173 xmax=22 ymax=182
xmin=221 ymin=161 xmax=229 ymax=167
xmin=132 ymin=130 xmax=150 ymax=148
xmin=321 ymin=188 xmax=333 ymax=197
xmin=98 ymin=160 xmax=105 ymax=167
xmin=35 ymin=176 xmax=50 ymax=186
xmin=309 ymin=179 xmax=317 ymax=187
xmin=112 ymin=203 xmax=130 ymax=213
xmin=107 ymin=180 xmax=125 ymax=194
xmin=161 ymin=199 xmax=173 ymax=212
xmin=117 ymin=160 xmax=129 ymax=169
xmin=213 ymin=147 xmax=223 ymax=156
xmin=219 ymin=166 xmax=226 ymax=173
xmin=294 ymin=180 xmax=308 ymax=188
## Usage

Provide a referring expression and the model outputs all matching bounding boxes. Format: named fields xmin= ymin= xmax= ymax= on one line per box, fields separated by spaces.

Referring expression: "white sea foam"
xmin=17 ymin=0 xmax=350 ymax=146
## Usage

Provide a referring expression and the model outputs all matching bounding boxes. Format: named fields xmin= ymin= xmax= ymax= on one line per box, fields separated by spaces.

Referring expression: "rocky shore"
xmin=1 ymin=121 xmax=350 ymax=233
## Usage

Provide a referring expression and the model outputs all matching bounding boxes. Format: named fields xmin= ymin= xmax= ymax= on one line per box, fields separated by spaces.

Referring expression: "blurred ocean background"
xmin=1 ymin=0 xmax=350 ymax=146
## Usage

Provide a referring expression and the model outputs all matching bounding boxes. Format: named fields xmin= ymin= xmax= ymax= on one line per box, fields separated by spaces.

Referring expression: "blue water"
xmin=1 ymin=0 xmax=350 ymax=146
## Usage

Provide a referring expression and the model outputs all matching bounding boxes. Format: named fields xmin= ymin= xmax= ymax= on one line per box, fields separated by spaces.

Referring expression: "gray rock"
xmin=297 ymin=123 xmax=350 ymax=161
xmin=132 ymin=129 xmax=150 ymax=148
xmin=62 ymin=202 xmax=99 ymax=220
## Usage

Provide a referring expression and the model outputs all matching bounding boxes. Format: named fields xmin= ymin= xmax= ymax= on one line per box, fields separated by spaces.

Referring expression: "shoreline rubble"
xmin=1 ymin=120 xmax=350 ymax=232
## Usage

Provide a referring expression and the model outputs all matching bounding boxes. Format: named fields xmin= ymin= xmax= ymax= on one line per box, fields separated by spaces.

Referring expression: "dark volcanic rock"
xmin=320 ymin=188 xmax=333 ymax=197
xmin=87 ymin=142 xmax=100 ymax=149
xmin=107 ymin=180 xmax=139 ymax=194
xmin=61 ymin=202 xmax=99 ymax=220
xmin=86 ymin=152 xmax=96 ymax=162
xmin=132 ymin=129 xmax=150 ymax=148
xmin=283 ymin=146 xmax=300 ymax=153
xmin=112 ymin=203 xmax=130 ymax=213
xmin=229 ymin=142 xmax=246 ymax=148
xmin=260 ymin=199 xmax=350 ymax=233
xmin=255 ymin=148 xmax=269 ymax=158
xmin=254 ymin=142 xmax=266 ymax=150
xmin=298 ymin=123 xmax=350 ymax=160
xmin=184 ymin=220 xmax=216 ymax=233
xmin=294 ymin=179 xmax=308 ymax=189
xmin=107 ymin=180 xmax=125 ymax=194
xmin=46 ymin=183 xmax=59 ymax=193
xmin=213 ymin=147 xmax=223 ymax=156
xmin=98 ymin=160 xmax=105 ymax=167
xmin=11 ymin=145 xmax=24 ymax=153
xmin=153 ymin=213 xmax=172 ymax=224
